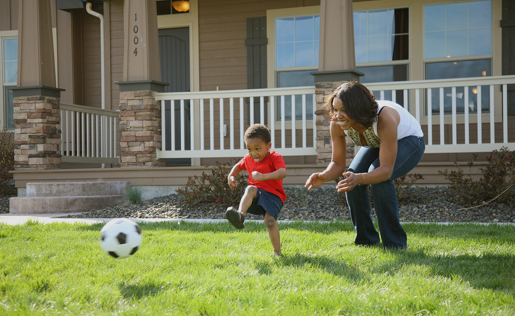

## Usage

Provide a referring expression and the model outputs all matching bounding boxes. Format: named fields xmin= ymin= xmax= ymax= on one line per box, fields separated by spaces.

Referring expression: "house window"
xmin=424 ymin=0 xmax=492 ymax=114
xmin=2 ymin=37 xmax=17 ymax=130
xmin=354 ymin=8 xmax=409 ymax=104
xmin=275 ymin=15 xmax=319 ymax=120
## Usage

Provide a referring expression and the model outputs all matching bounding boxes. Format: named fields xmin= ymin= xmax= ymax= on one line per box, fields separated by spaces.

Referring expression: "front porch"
xmin=12 ymin=75 xmax=515 ymax=198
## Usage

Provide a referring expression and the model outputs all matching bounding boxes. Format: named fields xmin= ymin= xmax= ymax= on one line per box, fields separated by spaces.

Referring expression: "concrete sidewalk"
xmin=1 ymin=213 xmax=513 ymax=226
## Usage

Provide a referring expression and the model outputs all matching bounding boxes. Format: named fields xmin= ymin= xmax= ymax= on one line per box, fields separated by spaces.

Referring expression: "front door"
xmin=158 ymin=27 xmax=190 ymax=166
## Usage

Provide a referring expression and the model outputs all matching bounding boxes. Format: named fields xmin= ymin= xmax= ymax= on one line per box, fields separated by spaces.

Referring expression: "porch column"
xmin=12 ymin=0 xmax=64 ymax=170
xmin=116 ymin=0 xmax=167 ymax=167
xmin=311 ymin=0 xmax=363 ymax=166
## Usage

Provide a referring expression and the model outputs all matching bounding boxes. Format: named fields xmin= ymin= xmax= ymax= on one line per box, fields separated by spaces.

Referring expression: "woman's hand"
xmin=305 ymin=172 xmax=327 ymax=191
xmin=228 ymin=175 xmax=237 ymax=189
xmin=336 ymin=171 xmax=364 ymax=193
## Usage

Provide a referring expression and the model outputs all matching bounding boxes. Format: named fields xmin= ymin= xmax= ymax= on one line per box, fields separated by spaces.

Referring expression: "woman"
xmin=305 ymin=82 xmax=425 ymax=249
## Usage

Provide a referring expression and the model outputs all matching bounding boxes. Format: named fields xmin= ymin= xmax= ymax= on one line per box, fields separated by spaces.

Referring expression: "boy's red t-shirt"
xmin=237 ymin=150 xmax=287 ymax=203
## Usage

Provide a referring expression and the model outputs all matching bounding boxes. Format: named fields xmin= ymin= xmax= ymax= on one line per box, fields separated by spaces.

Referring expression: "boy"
xmin=226 ymin=124 xmax=287 ymax=257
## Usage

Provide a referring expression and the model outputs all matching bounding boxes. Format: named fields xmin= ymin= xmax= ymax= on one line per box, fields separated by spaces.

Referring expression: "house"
xmin=1 ymin=0 xmax=514 ymax=203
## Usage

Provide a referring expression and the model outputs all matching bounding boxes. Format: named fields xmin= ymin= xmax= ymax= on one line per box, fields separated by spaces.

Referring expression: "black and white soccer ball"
xmin=100 ymin=218 xmax=142 ymax=259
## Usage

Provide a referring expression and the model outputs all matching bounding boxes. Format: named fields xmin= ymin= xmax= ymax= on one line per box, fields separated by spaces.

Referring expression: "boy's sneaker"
xmin=274 ymin=252 xmax=285 ymax=258
xmin=225 ymin=207 xmax=245 ymax=229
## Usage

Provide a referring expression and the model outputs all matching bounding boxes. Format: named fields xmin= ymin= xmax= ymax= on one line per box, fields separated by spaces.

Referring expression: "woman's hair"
xmin=325 ymin=81 xmax=378 ymax=128
xmin=244 ymin=124 xmax=271 ymax=144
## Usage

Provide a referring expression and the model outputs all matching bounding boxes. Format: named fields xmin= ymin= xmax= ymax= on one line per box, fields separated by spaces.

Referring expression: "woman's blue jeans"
xmin=346 ymin=135 xmax=425 ymax=249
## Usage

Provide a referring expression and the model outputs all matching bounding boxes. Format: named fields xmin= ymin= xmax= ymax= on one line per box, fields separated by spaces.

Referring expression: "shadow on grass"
xmin=379 ymin=248 xmax=515 ymax=292
xmin=255 ymin=253 xmax=365 ymax=281
xmin=118 ymin=281 xmax=169 ymax=300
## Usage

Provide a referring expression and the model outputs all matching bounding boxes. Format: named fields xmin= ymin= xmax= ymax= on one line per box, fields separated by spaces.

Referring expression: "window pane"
xmin=354 ymin=12 xmax=368 ymax=37
xmin=4 ymin=61 xmax=17 ymax=83
xmin=424 ymin=5 xmax=445 ymax=32
xmin=424 ymin=1 xmax=491 ymax=59
xmin=469 ymin=28 xmax=491 ymax=55
xmin=425 ymin=32 xmax=446 ymax=59
xmin=368 ymin=10 xmax=388 ymax=36
xmin=314 ymin=16 xmax=320 ymax=41
xmin=276 ymin=43 xmax=294 ymax=68
xmin=4 ymin=39 xmax=17 ymax=61
xmin=295 ymin=16 xmax=314 ymax=42
xmin=426 ymin=59 xmax=491 ymax=114
xmin=446 ymin=3 xmax=468 ymax=30
xmin=447 ymin=30 xmax=468 ymax=57
xmin=295 ymin=41 xmax=314 ymax=67
xmin=276 ymin=18 xmax=294 ymax=42
xmin=469 ymin=1 xmax=491 ymax=28
xmin=368 ymin=36 xmax=388 ymax=62
xmin=277 ymin=70 xmax=314 ymax=120
xmin=355 ymin=37 xmax=368 ymax=63
xmin=426 ymin=59 xmax=490 ymax=80
xmin=354 ymin=8 xmax=409 ymax=62
xmin=392 ymin=34 xmax=409 ymax=60
xmin=358 ymin=65 xmax=408 ymax=106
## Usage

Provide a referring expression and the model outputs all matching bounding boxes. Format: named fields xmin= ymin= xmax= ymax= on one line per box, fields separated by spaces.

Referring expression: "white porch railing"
xmin=366 ymin=75 xmax=515 ymax=153
xmin=60 ymin=103 xmax=120 ymax=164
xmin=155 ymin=87 xmax=317 ymax=159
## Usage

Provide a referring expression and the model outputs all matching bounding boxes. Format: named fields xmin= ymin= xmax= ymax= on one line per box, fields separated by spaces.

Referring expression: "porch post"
xmin=311 ymin=0 xmax=362 ymax=166
xmin=12 ymin=0 xmax=64 ymax=170
xmin=116 ymin=0 xmax=167 ymax=167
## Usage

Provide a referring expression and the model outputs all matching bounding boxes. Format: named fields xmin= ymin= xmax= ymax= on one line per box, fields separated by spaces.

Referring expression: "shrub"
xmin=335 ymin=173 xmax=424 ymax=206
xmin=0 ymin=129 xmax=15 ymax=197
xmin=439 ymin=147 xmax=515 ymax=206
xmin=124 ymin=186 xmax=143 ymax=205
xmin=176 ymin=160 xmax=248 ymax=206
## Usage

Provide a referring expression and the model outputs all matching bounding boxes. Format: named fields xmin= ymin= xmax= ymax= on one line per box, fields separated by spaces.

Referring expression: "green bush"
xmin=439 ymin=147 xmax=515 ymax=206
xmin=176 ymin=160 xmax=248 ymax=206
xmin=0 ymin=129 xmax=15 ymax=197
xmin=124 ymin=186 xmax=143 ymax=205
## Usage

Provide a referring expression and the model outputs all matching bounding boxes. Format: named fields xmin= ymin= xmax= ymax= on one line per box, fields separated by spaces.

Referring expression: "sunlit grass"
xmin=0 ymin=221 xmax=513 ymax=315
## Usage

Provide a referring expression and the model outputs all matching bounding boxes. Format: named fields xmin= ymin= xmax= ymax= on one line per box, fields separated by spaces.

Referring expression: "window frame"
xmin=0 ymin=30 xmax=18 ymax=131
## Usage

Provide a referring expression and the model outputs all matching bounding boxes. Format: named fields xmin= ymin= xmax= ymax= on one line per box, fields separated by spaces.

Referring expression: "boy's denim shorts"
xmin=247 ymin=188 xmax=283 ymax=220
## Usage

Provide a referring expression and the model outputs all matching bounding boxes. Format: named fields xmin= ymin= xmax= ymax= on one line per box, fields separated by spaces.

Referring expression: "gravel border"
xmin=2 ymin=186 xmax=513 ymax=223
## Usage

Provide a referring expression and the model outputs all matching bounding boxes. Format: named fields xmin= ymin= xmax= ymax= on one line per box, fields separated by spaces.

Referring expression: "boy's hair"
xmin=244 ymin=124 xmax=271 ymax=144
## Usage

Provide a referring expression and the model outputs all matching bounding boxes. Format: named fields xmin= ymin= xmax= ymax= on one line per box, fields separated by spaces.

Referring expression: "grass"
xmin=0 ymin=220 xmax=514 ymax=315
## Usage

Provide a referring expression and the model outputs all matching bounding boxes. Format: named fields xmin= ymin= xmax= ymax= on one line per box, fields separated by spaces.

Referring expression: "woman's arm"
xmin=305 ymin=121 xmax=347 ymax=190
xmin=336 ymin=107 xmax=400 ymax=192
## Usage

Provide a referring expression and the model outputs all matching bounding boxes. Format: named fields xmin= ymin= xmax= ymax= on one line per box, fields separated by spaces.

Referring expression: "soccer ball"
xmin=100 ymin=218 xmax=142 ymax=259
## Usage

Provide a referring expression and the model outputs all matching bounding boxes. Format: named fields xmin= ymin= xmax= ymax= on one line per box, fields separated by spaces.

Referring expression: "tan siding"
xmin=0 ymin=0 xmax=18 ymax=31
xmin=82 ymin=12 xmax=101 ymax=108
xmin=109 ymin=0 xmax=124 ymax=110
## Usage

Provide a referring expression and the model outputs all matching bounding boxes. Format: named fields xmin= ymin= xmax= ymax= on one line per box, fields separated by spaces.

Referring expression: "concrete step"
xmin=26 ymin=181 xmax=130 ymax=197
xmin=9 ymin=195 xmax=125 ymax=214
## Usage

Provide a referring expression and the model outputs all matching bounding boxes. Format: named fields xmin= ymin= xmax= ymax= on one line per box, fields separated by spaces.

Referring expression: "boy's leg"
xmin=264 ymin=212 xmax=281 ymax=254
xmin=238 ymin=186 xmax=257 ymax=215
xmin=226 ymin=185 xmax=257 ymax=229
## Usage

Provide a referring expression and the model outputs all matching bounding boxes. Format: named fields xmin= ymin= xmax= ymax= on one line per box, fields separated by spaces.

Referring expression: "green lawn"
xmin=0 ymin=220 xmax=513 ymax=315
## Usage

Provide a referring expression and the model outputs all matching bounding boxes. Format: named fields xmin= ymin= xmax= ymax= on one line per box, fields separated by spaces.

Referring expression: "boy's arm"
xmin=252 ymin=168 xmax=286 ymax=181
xmin=228 ymin=164 xmax=243 ymax=188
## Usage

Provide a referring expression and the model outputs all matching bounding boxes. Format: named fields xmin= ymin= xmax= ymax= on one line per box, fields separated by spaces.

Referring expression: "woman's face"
xmin=332 ymin=97 xmax=356 ymax=130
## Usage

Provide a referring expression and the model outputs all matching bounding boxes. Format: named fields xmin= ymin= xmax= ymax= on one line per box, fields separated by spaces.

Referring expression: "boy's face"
xmin=245 ymin=137 xmax=271 ymax=163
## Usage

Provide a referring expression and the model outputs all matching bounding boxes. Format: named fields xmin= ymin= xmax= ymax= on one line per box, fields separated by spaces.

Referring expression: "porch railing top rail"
xmin=60 ymin=103 xmax=119 ymax=116
xmin=156 ymin=86 xmax=316 ymax=100
xmin=365 ymin=75 xmax=515 ymax=90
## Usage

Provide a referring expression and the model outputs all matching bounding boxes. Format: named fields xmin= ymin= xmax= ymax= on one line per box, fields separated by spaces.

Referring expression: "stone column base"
xmin=13 ymin=95 xmax=61 ymax=169
xmin=119 ymin=90 xmax=164 ymax=167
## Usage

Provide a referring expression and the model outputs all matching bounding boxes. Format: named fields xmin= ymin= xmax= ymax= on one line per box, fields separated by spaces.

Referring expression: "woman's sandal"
xmin=225 ymin=207 xmax=245 ymax=229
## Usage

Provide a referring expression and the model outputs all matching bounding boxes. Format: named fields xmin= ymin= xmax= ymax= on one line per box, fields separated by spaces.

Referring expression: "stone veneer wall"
xmin=314 ymin=81 xmax=356 ymax=166
xmin=119 ymin=90 xmax=164 ymax=167
xmin=13 ymin=95 xmax=61 ymax=169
